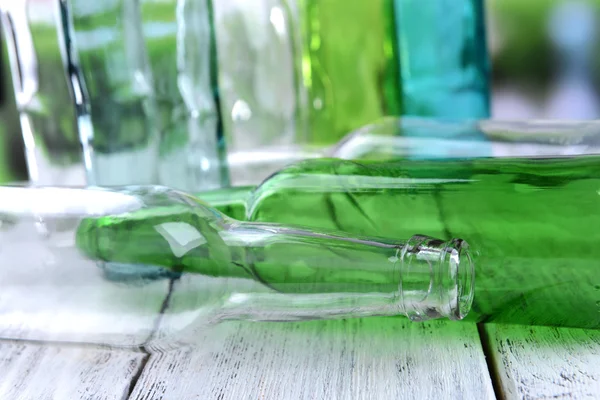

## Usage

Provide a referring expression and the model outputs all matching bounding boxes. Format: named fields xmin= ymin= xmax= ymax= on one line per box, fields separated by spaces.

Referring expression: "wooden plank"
xmin=0 ymin=218 xmax=170 ymax=347
xmin=484 ymin=324 xmax=600 ymax=399
xmin=0 ymin=340 xmax=146 ymax=400
xmin=131 ymin=318 xmax=495 ymax=400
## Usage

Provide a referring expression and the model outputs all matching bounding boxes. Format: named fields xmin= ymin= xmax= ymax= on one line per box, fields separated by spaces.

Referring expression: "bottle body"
xmin=393 ymin=0 xmax=490 ymax=118
xmin=67 ymin=0 xmax=162 ymax=186
xmin=0 ymin=185 xmax=471 ymax=347
xmin=297 ymin=0 xmax=402 ymax=144
xmin=0 ymin=0 xmax=86 ymax=185
xmin=248 ymin=155 xmax=600 ymax=329
xmin=197 ymin=118 xmax=600 ymax=219
xmin=332 ymin=118 xmax=600 ymax=161
xmin=141 ymin=0 xmax=228 ymax=191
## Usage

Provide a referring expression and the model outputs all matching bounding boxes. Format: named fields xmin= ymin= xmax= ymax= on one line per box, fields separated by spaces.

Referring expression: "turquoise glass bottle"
xmin=392 ymin=0 xmax=490 ymax=118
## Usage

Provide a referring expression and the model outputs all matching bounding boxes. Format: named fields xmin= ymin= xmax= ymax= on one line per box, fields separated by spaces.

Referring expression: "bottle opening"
xmin=400 ymin=235 xmax=475 ymax=321
xmin=443 ymin=238 xmax=475 ymax=320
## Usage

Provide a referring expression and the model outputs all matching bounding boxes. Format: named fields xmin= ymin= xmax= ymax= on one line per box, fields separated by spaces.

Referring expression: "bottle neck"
xmin=220 ymin=223 xmax=474 ymax=322
xmin=77 ymin=201 xmax=474 ymax=322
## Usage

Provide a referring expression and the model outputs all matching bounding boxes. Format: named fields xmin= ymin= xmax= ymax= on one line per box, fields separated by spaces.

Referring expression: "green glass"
xmin=140 ymin=0 xmax=228 ymax=191
xmin=198 ymin=118 xmax=600 ymax=219
xmin=0 ymin=126 xmax=15 ymax=183
xmin=246 ymin=156 xmax=600 ymax=329
xmin=197 ymin=184 xmax=253 ymax=221
xmin=0 ymin=186 xmax=472 ymax=346
xmin=298 ymin=0 xmax=402 ymax=144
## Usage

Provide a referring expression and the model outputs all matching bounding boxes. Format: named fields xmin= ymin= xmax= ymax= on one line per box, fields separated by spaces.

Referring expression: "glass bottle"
xmin=332 ymin=118 xmax=600 ymax=160
xmin=0 ymin=185 xmax=472 ymax=347
xmin=246 ymin=154 xmax=600 ymax=329
xmin=392 ymin=0 xmax=490 ymax=118
xmin=196 ymin=118 xmax=600 ymax=219
xmin=140 ymin=0 xmax=228 ymax=192
xmin=212 ymin=0 xmax=306 ymax=154
xmin=296 ymin=0 xmax=402 ymax=144
xmin=0 ymin=0 xmax=86 ymax=185
xmin=63 ymin=0 xmax=162 ymax=186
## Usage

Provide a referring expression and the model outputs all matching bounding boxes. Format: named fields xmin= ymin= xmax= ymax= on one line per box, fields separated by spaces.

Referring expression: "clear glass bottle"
xmin=0 ymin=185 xmax=472 ymax=347
xmin=61 ymin=0 xmax=162 ymax=186
xmin=0 ymin=0 xmax=86 ymax=185
xmin=332 ymin=118 xmax=600 ymax=161
xmin=140 ymin=0 xmax=228 ymax=191
xmin=213 ymin=0 xmax=306 ymax=154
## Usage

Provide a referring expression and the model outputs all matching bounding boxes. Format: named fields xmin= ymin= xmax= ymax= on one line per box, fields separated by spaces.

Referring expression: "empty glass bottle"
xmin=392 ymin=0 xmax=490 ymax=118
xmin=65 ymin=0 xmax=162 ymax=186
xmin=197 ymin=118 xmax=600 ymax=220
xmin=296 ymin=0 xmax=401 ymax=144
xmin=0 ymin=0 xmax=86 ymax=185
xmin=0 ymin=185 xmax=472 ymax=347
xmin=332 ymin=118 xmax=600 ymax=160
xmin=187 ymin=119 xmax=600 ymax=329
xmin=245 ymin=154 xmax=600 ymax=329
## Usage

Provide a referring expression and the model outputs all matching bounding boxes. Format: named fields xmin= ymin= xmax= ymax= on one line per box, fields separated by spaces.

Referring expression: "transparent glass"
xmin=1 ymin=0 xmax=227 ymax=190
xmin=226 ymin=144 xmax=324 ymax=186
xmin=139 ymin=0 xmax=227 ymax=191
xmin=296 ymin=0 xmax=402 ymax=144
xmin=213 ymin=0 xmax=306 ymax=153
xmin=332 ymin=118 xmax=600 ymax=160
xmin=0 ymin=185 xmax=473 ymax=347
xmin=0 ymin=0 xmax=86 ymax=185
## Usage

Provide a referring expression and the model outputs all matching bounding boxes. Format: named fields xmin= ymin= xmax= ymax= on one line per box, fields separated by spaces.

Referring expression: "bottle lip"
xmin=444 ymin=238 xmax=475 ymax=321
xmin=400 ymin=235 xmax=475 ymax=322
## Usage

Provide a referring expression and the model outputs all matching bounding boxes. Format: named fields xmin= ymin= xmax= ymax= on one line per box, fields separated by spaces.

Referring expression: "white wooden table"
xmin=1 ymin=317 xmax=600 ymax=399
xmin=2 ymin=246 xmax=599 ymax=400
xmin=2 ymin=147 xmax=600 ymax=400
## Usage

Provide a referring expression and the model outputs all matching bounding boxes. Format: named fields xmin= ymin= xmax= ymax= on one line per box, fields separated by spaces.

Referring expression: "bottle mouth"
xmin=399 ymin=235 xmax=475 ymax=322
xmin=442 ymin=238 xmax=475 ymax=320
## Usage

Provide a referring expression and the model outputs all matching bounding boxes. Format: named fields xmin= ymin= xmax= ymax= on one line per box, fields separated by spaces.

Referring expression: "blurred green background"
xmin=2 ymin=0 xmax=600 ymax=182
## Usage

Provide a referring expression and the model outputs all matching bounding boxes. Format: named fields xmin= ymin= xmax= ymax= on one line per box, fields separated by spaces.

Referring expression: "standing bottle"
xmin=0 ymin=0 xmax=86 ymax=185
xmin=0 ymin=185 xmax=472 ymax=347
xmin=140 ymin=0 xmax=228 ymax=191
xmin=296 ymin=0 xmax=402 ymax=144
xmin=392 ymin=0 xmax=490 ymax=118
xmin=65 ymin=0 xmax=161 ymax=186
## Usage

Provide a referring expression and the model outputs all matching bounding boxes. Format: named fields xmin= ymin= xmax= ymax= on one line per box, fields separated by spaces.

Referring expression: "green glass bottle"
xmin=197 ymin=118 xmax=600 ymax=221
xmin=297 ymin=0 xmax=402 ymax=144
xmin=0 ymin=185 xmax=471 ymax=346
xmin=295 ymin=0 xmax=490 ymax=144
xmin=246 ymin=155 xmax=600 ymax=329
xmin=140 ymin=0 xmax=228 ymax=192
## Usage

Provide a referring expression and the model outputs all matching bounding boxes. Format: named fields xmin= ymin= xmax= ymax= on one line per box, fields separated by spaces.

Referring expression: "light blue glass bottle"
xmin=391 ymin=0 xmax=491 ymax=158
xmin=393 ymin=0 xmax=490 ymax=119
